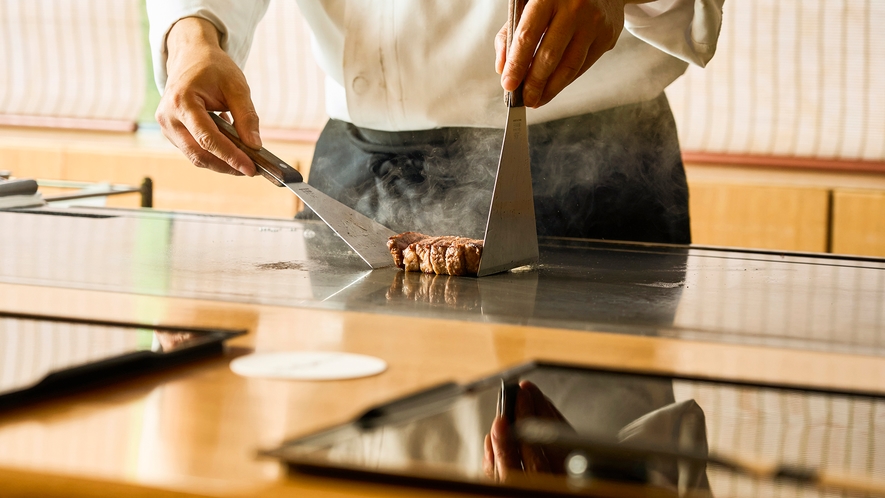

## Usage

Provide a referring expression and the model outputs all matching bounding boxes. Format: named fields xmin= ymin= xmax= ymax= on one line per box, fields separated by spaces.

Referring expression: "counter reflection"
xmin=275 ymin=364 xmax=885 ymax=497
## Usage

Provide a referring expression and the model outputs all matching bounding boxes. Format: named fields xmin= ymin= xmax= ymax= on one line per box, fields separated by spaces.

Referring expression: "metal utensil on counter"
xmin=0 ymin=178 xmax=38 ymax=197
xmin=476 ymin=0 xmax=539 ymax=277
xmin=209 ymin=113 xmax=396 ymax=269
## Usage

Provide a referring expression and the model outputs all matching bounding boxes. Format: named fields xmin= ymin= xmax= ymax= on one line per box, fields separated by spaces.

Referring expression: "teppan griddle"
xmin=2 ymin=207 xmax=884 ymax=356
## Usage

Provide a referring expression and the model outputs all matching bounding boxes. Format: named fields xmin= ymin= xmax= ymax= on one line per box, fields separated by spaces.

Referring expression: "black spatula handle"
xmin=0 ymin=179 xmax=38 ymax=197
xmin=506 ymin=0 xmax=527 ymax=108
xmin=208 ymin=112 xmax=303 ymax=186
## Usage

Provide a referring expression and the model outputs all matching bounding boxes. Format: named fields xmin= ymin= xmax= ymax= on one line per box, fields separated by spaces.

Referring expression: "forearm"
xmin=152 ymin=12 xmax=263 ymax=176
xmin=146 ymin=0 xmax=270 ymax=92
xmin=166 ymin=17 xmax=224 ymax=75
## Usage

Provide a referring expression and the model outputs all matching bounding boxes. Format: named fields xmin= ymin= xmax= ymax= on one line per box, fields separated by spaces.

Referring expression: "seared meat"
xmin=386 ymin=231 xmax=427 ymax=268
xmin=387 ymin=232 xmax=483 ymax=276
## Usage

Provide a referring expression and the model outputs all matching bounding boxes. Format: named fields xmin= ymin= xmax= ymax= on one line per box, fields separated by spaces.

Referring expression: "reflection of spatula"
xmin=209 ymin=113 xmax=396 ymax=269
xmin=476 ymin=0 xmax=539 ymax=277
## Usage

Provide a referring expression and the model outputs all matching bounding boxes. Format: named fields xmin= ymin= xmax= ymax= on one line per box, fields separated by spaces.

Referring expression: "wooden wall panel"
xmin=5 ymin=128 xmax=884 ymax=256
xmin=0 ymin=145 xmax=63 ymax=179
xmin=831 ymin=189 xmax=885 ymax=257
xmin=2 ymin=128 xmax=315 ymax=218
xmin=688 ymin=181 xmax=830 ymax=252
xmin=60 ymin=149 xmax=308 ymax=217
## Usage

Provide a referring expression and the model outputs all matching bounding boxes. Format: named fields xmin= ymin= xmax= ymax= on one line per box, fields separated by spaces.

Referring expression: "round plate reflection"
xmin=230 ymin=351 xmax=387 ymax=381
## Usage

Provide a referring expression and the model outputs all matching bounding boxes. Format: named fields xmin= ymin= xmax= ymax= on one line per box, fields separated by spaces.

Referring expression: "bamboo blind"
xmin=674 ymin=380 xmax=885 ymax=497
xmin=2 ymin=0 xmax=881 ymax=165
xmin=244 ymin=0 xmax=328 ymax=141
xmin=246 ymin=0 xmax=885 ymax=166
xmin=0 ymin=0 xmax=145 ymax=131
xmin=667 ymin=0 xmax=885 ymax=165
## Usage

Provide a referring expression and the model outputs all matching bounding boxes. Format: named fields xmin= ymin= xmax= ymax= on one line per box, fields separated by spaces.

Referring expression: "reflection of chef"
xmin=147 ymin=2 xmax=723 ymax=241
xmin=484 ymin=376 xmax=712 ymax=496
xmin=322 ymin=367 xmax=711 ymax=496
xmin=154 ymin=330 xmax=199 ymax=352
xmin=484 ymin=380 xmax=572 ymax=480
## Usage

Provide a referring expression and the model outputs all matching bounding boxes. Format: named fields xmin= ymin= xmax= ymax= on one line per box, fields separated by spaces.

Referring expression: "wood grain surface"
xmin=832 ymin=188 xmax=885 ymax=257
xmin=1 ymin=282 xmax=884 ymax=497
xmin=687 ymin=181 xmax=830 ymax=252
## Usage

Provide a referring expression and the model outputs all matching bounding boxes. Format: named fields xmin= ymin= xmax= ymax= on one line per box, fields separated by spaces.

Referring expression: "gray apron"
xmin=300 ymin=93 xmax=691 ymax=244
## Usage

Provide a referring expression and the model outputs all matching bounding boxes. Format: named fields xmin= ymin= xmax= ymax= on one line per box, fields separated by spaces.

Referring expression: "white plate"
xmin=230 ymin=351 xmax=387 ymax=381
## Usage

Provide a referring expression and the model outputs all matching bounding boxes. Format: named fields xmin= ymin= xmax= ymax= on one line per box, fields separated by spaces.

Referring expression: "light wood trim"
xmin=683 ymin=152 xmax=885 ymax=175
xmin=0 ymin=115 xmax=136 ymax=132
xmin=684 ymin=163 xmax=885 ymax=191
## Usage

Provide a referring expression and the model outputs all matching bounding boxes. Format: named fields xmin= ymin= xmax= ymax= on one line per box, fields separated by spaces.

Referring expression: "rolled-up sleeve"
xmin=624 ymin=0 xmax=725 ymax=68
xmin=146 ymin=0 xmax=270 ymax=93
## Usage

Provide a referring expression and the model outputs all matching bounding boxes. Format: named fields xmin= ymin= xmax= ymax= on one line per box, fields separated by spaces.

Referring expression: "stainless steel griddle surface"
xmin=3 ymin=207 xmax=884 ymax=356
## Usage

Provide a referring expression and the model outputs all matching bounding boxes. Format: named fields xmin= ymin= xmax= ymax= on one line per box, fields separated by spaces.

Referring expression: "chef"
xmin=147 ymin=1 xmax=724 ymax=242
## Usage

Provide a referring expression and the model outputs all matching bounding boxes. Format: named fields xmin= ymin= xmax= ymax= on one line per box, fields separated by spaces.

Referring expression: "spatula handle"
xmin=506 ymin=0 xmax=527 ymax=108
xmin=208 ymin=112 xmax=303 ymax=186
xmin=0 ymin=178 xmax=38 ymax=197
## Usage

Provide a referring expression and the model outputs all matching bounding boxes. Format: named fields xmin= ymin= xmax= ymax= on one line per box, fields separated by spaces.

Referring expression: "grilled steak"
xmin=387 ymin=231 xmax=427 ymax=268
xmin=387 ymin=232 xmax=483 ymax=276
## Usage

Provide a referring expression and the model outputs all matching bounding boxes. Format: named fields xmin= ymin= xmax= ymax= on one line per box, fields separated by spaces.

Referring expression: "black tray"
xmin=266 ymin=361 xmax=885 ymax=498
xmin=0 ymin=311 xmax=244 ymax=410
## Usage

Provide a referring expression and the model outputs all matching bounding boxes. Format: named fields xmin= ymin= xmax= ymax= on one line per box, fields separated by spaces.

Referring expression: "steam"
xmin=350 ymin=127 xmax=501 ymax=240
xmin=527 ymin=93 xmax=690 ymax=244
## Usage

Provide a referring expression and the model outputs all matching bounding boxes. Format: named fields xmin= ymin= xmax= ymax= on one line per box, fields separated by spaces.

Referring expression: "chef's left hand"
xmin=496 ymin=0 xmax=640 ymax=108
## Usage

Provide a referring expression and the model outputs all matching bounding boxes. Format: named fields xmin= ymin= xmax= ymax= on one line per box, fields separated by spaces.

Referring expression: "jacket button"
xmin=352 ymin=76 xmax=369 ymax=95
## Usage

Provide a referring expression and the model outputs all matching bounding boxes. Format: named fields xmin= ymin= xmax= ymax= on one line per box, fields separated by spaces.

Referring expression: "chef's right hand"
xmin=483 ymin=380 xmax=572 ymax=482
xmin=156 ymin=17 xmax=260 ymax=176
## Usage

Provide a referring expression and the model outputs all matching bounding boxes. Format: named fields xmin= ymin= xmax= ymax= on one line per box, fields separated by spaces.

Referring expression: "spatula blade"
xmin=286 ymin=183 xmax=397 ymax=269
xmin=477 ymin=106 xmax=539 ymax=277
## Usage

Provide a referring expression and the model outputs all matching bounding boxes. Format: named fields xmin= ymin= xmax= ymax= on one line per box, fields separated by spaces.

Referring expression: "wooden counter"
xmin=2 ymin=282 xmax=885 ymax=498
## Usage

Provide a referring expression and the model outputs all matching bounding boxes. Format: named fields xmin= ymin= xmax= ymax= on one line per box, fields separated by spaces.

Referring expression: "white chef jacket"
xmin=147 ymin=0 xmax=724 ymax=131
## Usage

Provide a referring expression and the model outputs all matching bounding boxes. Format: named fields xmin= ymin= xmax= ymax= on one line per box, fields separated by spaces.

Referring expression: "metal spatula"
xmin=476 ymin=0 xmax=539 ymax=277
xmin=209 ymin=113 xmax=396 ymax=269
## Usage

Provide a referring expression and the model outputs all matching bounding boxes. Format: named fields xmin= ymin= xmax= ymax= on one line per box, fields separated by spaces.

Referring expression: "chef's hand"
xmin=482 ymin=380 xmax=572 ymax=482
xmin=156 ymin=17 xmax=259 ymax=176
xmin=483 ymin=415 xmax=520 ymax=482
xmin=153 ymin=330 xmax=198 ymax=351
xmin=496 ymin=0 xmax=646 ymax=108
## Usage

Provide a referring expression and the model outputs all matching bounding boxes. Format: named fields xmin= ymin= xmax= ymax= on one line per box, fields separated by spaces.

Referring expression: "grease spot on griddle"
xmin=256 ymin=261 xmax=306 ymax=271
xmin=636 ymin=280 xmax=685 ymax=289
